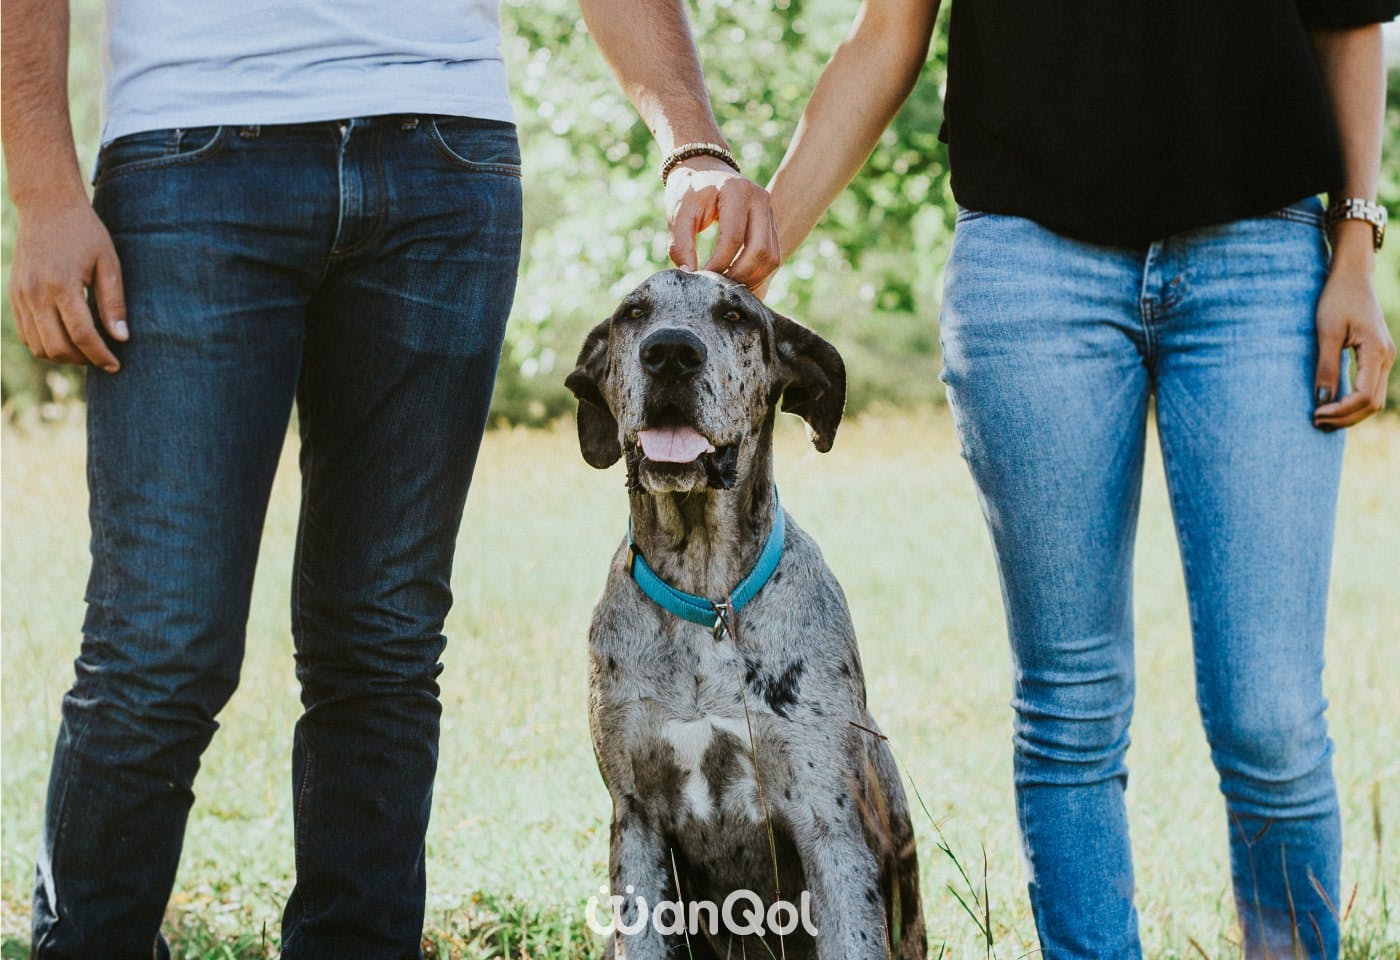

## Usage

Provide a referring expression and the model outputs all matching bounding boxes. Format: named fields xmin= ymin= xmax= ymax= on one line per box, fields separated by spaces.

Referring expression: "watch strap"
xmin=1326 ymin=197 xmax=1387 ymax=251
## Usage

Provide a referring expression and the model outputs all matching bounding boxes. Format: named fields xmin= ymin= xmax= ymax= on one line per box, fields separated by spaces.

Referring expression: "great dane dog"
xmin=566 ymin=269 xmax=925 ymax=959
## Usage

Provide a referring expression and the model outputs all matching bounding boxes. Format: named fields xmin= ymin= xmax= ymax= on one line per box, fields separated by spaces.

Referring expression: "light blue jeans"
xmin=940 ymin=197 xmax=1344 ymax=959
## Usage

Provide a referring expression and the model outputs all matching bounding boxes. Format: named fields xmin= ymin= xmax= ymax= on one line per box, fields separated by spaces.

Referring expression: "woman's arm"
xmin=767 ymin=0 xmax=941 ymax=260
xmin=1309 ymin=23 xmax=1396 ymax=429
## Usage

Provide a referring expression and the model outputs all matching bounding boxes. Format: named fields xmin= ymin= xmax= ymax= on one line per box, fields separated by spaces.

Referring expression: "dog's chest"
xmin=618 ymin=631 xmax=782 ymax=827
xmin=652 ymin=712 xmax=758 ymax=823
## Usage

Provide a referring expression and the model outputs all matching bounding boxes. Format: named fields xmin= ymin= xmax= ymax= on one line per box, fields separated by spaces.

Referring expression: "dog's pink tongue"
xmin=638 ymin=427 xmax=715 ymax=463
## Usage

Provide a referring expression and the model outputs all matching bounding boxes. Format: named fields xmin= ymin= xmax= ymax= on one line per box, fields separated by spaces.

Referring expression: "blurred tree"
xmin=4 ymin=1 xmax=1398 ymax=419
xmin=2 ymin=0 xmax=955 ymax=420
xmin=498 ymin=0 xmax=954 ymax=422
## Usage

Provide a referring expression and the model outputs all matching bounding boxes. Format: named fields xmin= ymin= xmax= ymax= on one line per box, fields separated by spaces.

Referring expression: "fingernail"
xmin=114 ymin=320 xmax=129 ymax=338
xmin=1314 ymin=386 xmax=1332 ymax=407
xmin=105 ymin=363 xmax=120 ymax=374
xmin=678 ymin=264 xmax=693 ymax=273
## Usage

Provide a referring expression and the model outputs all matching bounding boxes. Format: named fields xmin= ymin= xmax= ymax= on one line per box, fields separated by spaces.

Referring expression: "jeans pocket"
xmin=1266 ymin=195 xmax=1326 ymax=230
xmin=426 ymin=117 xmax=522 ymax=177
xmin=94 ymin=126 xmax=227 ymax=185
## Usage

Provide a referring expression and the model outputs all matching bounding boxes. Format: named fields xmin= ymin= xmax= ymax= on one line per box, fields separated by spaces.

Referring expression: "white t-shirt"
xmin=101 ymin=0 xmax=513 ymax=143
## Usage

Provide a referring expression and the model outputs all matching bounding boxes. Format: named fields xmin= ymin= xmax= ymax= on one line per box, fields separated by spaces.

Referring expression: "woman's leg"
xmin=1153 ymin=199 xmax=1343 ymax=958
xmin=941 ymin=212 xmax=1152 ymax=959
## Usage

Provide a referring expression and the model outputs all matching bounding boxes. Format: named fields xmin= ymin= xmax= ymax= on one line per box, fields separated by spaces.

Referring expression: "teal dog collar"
xmin=628 ymin=491 xmax=785 ymax=635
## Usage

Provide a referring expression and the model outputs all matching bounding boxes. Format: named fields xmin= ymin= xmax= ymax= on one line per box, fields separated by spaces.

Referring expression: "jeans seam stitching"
xmin=93 ymin=126 xmax=229 ymax=187
xmin=34 ymin=714 xmax=90 ymax=950
xmin=1155 ymin=419 xmax=1210 ymax=734
xmin=426 ymin=119 xmax=523 ymax=178
xmin=1269 ymin=209 xmax=1326 ymax=230
xmin=325 ymin=127 xmax=389 ymax=260
xmin=41 ymin=399 xmax=117 ymax=945
xmin=290 ymin=486 xmax=314 ymax=930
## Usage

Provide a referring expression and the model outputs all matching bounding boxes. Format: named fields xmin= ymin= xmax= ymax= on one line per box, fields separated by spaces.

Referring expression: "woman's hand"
xmin=1309 ymin=26 xmax=1392 ymax=430
xmin=1313 ymin=240 xmax=1394 ymax=430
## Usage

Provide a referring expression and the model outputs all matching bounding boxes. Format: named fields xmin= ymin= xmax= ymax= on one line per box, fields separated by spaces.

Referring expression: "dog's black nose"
xmin=640 ymin=328 xmax=707 ymax=382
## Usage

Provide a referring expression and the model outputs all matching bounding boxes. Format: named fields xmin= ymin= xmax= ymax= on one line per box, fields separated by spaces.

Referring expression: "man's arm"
xmin=3 ymin=0 xmax=127 ymax=373
xmin=578 ymin=0 xmax=779 ymax=288
xmin=1309 ymin=23 xmax=1395 ymax=429
xmin=767 ymin=0 xmax=940 ymax=260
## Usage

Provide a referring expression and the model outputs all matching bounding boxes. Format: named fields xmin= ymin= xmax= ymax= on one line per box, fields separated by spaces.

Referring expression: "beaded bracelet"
xmin=660 ymin=142 xmax=741 ymax=184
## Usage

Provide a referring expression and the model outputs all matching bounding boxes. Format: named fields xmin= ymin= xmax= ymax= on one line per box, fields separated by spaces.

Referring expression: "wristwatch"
xmin=1326 ymin=197 xmax=1387 ymax=251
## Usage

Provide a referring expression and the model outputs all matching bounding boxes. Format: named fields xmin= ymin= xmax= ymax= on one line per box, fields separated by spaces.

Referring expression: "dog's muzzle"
xmin=625 ymin=435 xmax=739 ymax=492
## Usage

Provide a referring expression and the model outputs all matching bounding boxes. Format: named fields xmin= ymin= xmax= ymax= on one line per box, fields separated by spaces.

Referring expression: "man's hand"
xmin=576 ymin=0 xmax=783 ymax=289
xmin=9 ymin=197 xmax=128 ymax=373
xmin=1312 ymin=261 xmax=1394 ymax=430
xmin=665 ymin=156 xmax=780 ymax=290
xmin=4 ymin=0 xmax=126 ymax=372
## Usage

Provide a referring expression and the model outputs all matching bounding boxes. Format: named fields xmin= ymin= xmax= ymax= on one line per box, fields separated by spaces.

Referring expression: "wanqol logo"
xmin=585 ymin=885 xmax=820 ymax=937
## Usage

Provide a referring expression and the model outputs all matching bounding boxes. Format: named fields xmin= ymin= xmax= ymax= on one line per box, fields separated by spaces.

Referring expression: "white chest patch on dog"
xmin=659 ymin=714 xmax=759 ymax=822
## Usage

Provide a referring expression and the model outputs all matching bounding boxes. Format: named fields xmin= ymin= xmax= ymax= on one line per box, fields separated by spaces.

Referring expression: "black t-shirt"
xmin=940 ymin=0 xmax=1400 ymax=246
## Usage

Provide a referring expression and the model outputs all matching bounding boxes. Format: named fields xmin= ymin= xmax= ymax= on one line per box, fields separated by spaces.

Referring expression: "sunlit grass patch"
xmin=3 ymin=409 xmax=1397 ymax=957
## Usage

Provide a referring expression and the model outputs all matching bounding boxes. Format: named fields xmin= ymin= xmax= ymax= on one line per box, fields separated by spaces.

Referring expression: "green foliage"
xmin=498 ymin=0 xmax=954 ymax=423
xmin=1375 ymin=67 xmax=1400 ymax=399
xmin=3 ymin=4 xmax=1399 ymax=419
xmin=1381 ymin=66 xmax=1400 ymax=215
xmin=421 ymin=893 xmax=597 ymax=958
xmin=2 ymin=0 xmax=953 ymax=419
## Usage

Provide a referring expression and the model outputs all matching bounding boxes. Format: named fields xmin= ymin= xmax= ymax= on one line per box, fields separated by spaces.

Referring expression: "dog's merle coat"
xmin=567 ymin=270 xmax=925 ymax=959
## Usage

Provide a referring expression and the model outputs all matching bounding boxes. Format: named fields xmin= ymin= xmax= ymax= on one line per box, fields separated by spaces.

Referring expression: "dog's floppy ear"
xmin=564 ymin=318 xmax=622 ymax=469
xmin=771 ymin=310 xmax=846 ymax=453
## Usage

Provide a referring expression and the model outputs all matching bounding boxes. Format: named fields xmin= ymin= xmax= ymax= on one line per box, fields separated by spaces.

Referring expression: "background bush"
xmin=3 ymin=1 xmax=1398 ymax=421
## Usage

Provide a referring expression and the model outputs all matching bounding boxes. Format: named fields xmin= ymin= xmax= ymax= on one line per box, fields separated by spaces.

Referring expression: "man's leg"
xmin=1154 ymin=202 xmax=1342 ymax=959
xmin=32 ymin=126 xmax=329 ymax=957
xmin=277 ymin=116 xmax=522 ymax=957
xmin=940 ymin=212 xmax=1151 ymax=959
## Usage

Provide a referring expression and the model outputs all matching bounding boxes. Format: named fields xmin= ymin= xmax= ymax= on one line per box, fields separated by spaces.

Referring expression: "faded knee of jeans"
xmin=70 ymin=628 xmax=244 ymax=726
xmin=294 ymin=629 xmax=447 ymax=706
xmin=1011 ymin=699 xmax=1133 ymax=786
xmin=1207 ymin=704 xmax=1333 ymax=814
xmin=61 ymin=660 xmax=241 ymax=786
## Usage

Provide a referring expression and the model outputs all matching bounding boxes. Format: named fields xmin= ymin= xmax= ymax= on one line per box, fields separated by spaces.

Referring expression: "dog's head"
xmin=565 ymin=269 xmax=845 ymax=494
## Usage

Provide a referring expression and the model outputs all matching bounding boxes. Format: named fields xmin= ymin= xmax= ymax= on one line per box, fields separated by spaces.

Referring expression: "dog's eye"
xmin=723 ymin=310 xmax=742 ymax=324
xmin=628 ymin=307 xmax=646 ymax=320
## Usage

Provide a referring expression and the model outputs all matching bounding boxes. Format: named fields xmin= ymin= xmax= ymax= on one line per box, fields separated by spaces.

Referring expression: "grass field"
xmin=2 ymin=407 xmax=1397 ymax=958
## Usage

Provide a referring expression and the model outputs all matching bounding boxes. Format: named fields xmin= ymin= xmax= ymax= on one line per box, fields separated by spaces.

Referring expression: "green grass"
xmin=2 ymin=408 xmax=1398 ymax=958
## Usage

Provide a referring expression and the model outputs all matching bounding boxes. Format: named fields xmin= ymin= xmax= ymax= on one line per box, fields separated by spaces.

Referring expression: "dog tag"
xmin=712 ymin=600 xmax=738 ymax=643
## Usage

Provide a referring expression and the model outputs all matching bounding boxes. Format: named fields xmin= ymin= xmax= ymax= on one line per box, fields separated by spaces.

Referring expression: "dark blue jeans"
xmin=31 ymin=116 xmax=522 ymax=959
